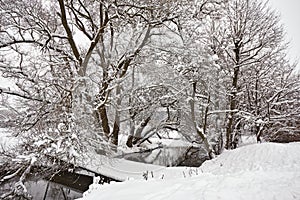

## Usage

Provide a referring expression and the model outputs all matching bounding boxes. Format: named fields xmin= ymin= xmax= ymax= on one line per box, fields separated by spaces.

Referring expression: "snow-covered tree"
xmin=0 ymin=1 xmax=299 ymax=197
xmin=0 ymin=0 xmax=184 ymax=196
xmin=203 ymin=0 xmax=290 ymax=149
xmin=135 ymin=0 xmax=228 ymax=159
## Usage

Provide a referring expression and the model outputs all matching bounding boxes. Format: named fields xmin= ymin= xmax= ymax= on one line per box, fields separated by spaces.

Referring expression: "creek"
xmin=0 ymin=169 xmax=116 ymax=200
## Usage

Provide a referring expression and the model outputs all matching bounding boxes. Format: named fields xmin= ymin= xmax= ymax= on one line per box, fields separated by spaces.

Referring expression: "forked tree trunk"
xmin=190 ymin=82 xmax=215 ymax=159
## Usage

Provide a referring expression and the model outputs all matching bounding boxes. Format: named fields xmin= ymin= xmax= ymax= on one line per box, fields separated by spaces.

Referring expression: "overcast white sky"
xmin=267 ymin=0 xmax=300 ymax=68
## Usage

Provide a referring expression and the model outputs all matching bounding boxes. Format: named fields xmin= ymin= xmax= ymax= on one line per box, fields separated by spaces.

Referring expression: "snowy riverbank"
xmin=78 ymin=142 xmax=300 ymax=200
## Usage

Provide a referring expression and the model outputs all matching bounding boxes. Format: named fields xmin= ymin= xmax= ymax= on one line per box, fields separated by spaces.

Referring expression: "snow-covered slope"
xmin=78 ymin=142 xmax=300 ymax=200
xmin=200 ymin=142 xmax=300 ymax=174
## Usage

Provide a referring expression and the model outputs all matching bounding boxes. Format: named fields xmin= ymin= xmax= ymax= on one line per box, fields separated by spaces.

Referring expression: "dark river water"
xmin=0 ymin=170 xmax=115 ymax=200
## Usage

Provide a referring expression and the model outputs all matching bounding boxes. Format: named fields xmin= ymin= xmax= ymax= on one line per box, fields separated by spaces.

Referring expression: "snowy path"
xmin=79 ymin=142 xmax=300 ymax=200
xmin=77 ymin=152 xmax=195 ymax=181
xmin=78 ymin=154 xmax=166 ymax=181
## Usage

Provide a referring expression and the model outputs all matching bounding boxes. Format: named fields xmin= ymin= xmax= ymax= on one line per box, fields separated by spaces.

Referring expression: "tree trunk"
xmin=98 ymin=105 xmax=110 ymax=138
xmin=225 ymin=42 xmax=240 ymax=149
xmin=126 ymin=115 xmax=152 ymax=147
xmin=111 ymin=84 xmax=121 ymax=145
xmin=190 ymin=82 xmax=215 ymax=159
xmin=132 ymin=116 xmax=152 ymax=145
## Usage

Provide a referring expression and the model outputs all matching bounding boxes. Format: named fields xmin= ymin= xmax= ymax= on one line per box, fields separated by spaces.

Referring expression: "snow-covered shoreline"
xmin=78 ymin=142 xmax=300 ymax=200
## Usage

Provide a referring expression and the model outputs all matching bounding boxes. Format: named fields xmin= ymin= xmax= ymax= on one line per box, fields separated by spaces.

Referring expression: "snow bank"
xmin=78 ymin=142 xmax=300 ymax=200
xmin=81 ymin=155 xmax=167 ymax=181
xmin=0 ymin=128 xmax=18 ymax=152
xmin=78 ymin=153 xmax=198 ymax=181
xmin=200 ymin=142 xmax=300 ymax=174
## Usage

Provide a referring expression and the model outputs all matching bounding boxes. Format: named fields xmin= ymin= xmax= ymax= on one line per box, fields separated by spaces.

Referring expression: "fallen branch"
xmin=0 ymin=168 xmax=22 ymax=183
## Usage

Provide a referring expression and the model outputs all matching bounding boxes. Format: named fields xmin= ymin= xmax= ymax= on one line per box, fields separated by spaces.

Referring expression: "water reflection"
xmin=1 ymin=179 xmax=83 ymax=200
xmin=0 ymin=170 xmax=116 ymax=199
xmin=26 ymin=180 xmax=83 ymax=200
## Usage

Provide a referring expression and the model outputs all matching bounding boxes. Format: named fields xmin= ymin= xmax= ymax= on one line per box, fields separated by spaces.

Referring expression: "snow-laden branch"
xmin=0 ymin=87 xmax=50 ymax=103
xmin=208 ymin=109 xmax=239 ymax=115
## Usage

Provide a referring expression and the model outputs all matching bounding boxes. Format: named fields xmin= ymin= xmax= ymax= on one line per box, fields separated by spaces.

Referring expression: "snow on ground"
xmin=0 ymin=128 xmax=18 ymax=152
xmin=78 ymin=152 xmax=197 ymax=181
xmin=80 ymin=154 xmax=166 ymax=181
xmin=78 ymin=142 xmax=300 ymax=200
xmin=200 ymin=142 xmax=300 ymax=174
xmin=77 ymin=137 xmax=198 ymax=181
